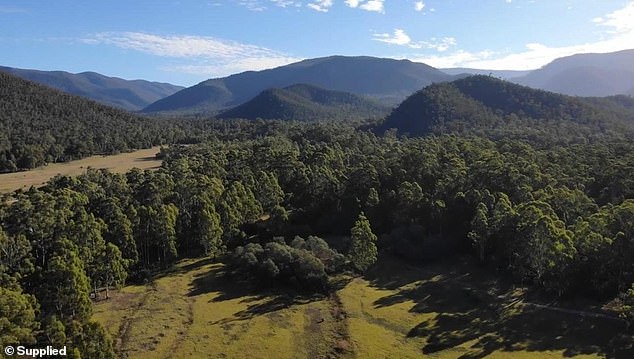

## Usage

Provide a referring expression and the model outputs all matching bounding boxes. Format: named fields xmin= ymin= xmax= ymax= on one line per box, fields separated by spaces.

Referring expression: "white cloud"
xmin=83 ymin=32 xmax=301 ymax=77
xmin=345 ymin=0 xmax=384 ymax=13
xmin=373 ymin=29 xmax=457 ymax=52
xmin=373 ymin=29 xmax=412 ymax=46
xmin=236 ymin=0 xmax=266 ymax=11
xmin=270 ymin=0 xmax=301 ymax=7
xmin=414 ymin=1 xmax=425 ymax=12
xmin=593 ymin=1 xmax=634 ymax=33
xmin=161 ymin=56 xmax=300 ymax=76
xmin=307 ymin=0 xmax=333 ymax=12
xmin=235 ymin=0 xmax=301 ymax=11
xmin=410 ymin=1 xmax=634 ymax=70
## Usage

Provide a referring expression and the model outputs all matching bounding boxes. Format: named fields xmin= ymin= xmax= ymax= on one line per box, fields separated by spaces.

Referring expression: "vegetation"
xmin=379 ymin=75 xmax=634 ymax=139
xmin=0 ymin=66 xmax=183 ymax=111
xmin=348 ymin=213 xmax=378 ymax=272
xmin=0 ymin=146 xmax=163 ymax=193
xmin=218 ymin=83 xmax=389 ymax=122
xmin=3 ymin=74 xmax=634 ymax=356
xmin=0 ymin=72 xmax=207 ymax=172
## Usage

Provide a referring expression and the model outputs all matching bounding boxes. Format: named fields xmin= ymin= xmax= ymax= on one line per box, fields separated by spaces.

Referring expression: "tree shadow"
xmin=187 ymin=261 xmax=325 ymax=324
xmin=366 ymin=255 xmax=634 ymax=359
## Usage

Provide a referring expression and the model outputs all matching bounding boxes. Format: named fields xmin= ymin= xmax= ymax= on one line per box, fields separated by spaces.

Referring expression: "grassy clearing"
xmin=340 ymin=255 xmax=632 ymax=359
xmin=94 ymin=255 xmax=633 ymax=358
xmin=93 ymin=259 xmax=351 ymax=359
xmin=0 ymin=146 xmax=163 ymax=193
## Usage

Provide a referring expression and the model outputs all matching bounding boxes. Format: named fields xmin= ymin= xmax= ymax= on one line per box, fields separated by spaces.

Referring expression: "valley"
xmin=2 ymin=12 xmax=634 ymax=357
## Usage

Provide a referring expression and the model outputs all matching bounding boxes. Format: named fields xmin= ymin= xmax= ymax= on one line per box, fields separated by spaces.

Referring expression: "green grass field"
xmin=93 ymin=256 xmax=633 ymax=358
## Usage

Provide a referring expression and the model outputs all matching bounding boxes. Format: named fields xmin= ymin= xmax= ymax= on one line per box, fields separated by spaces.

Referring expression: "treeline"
xmin=0 ymin=72 xmax=210 ymax=172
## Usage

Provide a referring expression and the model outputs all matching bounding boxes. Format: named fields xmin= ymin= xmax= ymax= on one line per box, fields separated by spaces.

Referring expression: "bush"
xmin=231 ymin=236 xmax=345 ymax=292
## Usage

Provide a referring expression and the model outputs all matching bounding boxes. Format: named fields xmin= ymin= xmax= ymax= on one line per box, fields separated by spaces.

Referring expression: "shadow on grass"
xmin=137 ymin=156 xmax=160 ymax=162
xmin=365 ymin=255 xmax=633 ymax=359
xmin=146 ymin=256 xmax=217 ymax=282
xmin=187 ymin=262 xmax=325 ymax=324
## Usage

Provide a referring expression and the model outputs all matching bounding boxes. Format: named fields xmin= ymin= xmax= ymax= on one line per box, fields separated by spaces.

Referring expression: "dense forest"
xmin=2 ymin=75 xmax=634 ymax=357
xmin=0 ymin=72 xmax=206 ymax=172
xmin=218 ymin=83 xmax=389 ymax=122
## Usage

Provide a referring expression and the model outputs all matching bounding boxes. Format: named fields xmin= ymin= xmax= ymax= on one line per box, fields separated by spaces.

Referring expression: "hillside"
xmin=142 ymin=56 xmax=453 ymax=115
xmin=378 ymin=75 xmax=634 ymax=137
xmin=0 ymin=71 xmax=181 ymax=172
xmin=441 ymin=68 xmax=531 ymax=79
xmin=218 ymin=84 xmax=390 ymax=121
xmin=0 ymin=66 xmax=183 ymax=111
xmin=512 ymin=50 xmax=634 ymax=97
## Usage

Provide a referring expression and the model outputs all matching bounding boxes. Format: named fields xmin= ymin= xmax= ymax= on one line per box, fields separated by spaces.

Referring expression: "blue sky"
xmin=1 ymin=0 xmax=633 ymax=86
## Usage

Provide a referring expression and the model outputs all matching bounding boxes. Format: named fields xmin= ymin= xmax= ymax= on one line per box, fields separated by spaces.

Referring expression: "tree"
xmin=0 ymin=287 xmax=39 ymax=346
xmin=73 ymin=321 xmax=116 ymax=359
xmin=43 ymin=315 xmax=67 ymax=347
xmin=468 ymin=202 xmax=490 ymax=263
xmin=618 ymin=283 xmax=634 ymax=329
xmin=190 ymin=195 xmax=223 ymax=256
xmin=39 ymin=241 xmax=92 ymax=323
xmin=95 ymin=243 xmax=128 ymax=299
xmin=348 ymin=213 xmax=378 ymax=272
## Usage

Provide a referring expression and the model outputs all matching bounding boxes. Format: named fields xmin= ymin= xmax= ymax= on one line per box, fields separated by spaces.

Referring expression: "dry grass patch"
xmin=0 ymin=146 xmax=163 ymax=193
xmin=94 ymin=258 xmax=350 ymax=359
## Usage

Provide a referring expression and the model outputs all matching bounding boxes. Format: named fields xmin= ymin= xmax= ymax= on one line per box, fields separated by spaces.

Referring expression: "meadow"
xmin=0 ymin=146 xmax=163 ymax=193
xmin=93 ymin=256 xmax=632 ymax=359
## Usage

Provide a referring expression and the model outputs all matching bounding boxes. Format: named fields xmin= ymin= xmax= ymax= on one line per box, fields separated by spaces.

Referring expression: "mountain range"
xmin=511 ymin=50 xmax=634 ymax=97
xmin=2 ymin=49 xmax=632 ymax=119
xmin=142 ymin=56 xmax=453 ymax=115
xmin=0 ymin=66 xmax=183 ymax=111
xmin=218 ymin=84 xmax=389 ymax=122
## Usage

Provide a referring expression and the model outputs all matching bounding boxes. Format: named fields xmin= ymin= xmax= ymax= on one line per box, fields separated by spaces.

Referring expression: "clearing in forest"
xmin=0 ymin=146 xmax=163 ymax=193
xmin=93 ymin=256 xmax=633 ymax=359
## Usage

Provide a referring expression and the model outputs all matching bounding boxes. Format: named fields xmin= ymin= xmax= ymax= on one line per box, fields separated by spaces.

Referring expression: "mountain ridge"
xmin=0 ymin=66 xmax=184 ymax=111
xmin=512 ymin=50 xmax=634 ymax=97
xmin=142 ymin=55 xmax=453 ymax=115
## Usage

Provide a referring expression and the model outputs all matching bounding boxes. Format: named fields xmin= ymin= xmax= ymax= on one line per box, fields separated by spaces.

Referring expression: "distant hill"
xmin=512 ymin=50 xmax=634 ymax=97
xmin=218 ymin=84 xmax=390 ymax=122
xmin=378 ymin=75 xmax=634 ymax=137
xmin=143 ymin=56 xmax=453 ymax=115
xmin=0 ymin=66 xmax=183 ymax=111
xmin=441 ymin=68 xmax=531 ymax=79
xmin=0 ymin=72 xmax=181 ymax=172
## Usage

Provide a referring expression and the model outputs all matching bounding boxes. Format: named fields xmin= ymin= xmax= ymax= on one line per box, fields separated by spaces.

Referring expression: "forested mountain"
xmin=512 ymin=50 xmax=634 ymax=97
xmin=218 ymin=84 xmax=390 ymax=121
xmin=379 ymin=75 xmax=634 ymax=138
xmin=0 ymin=72 xmax=196 ymax=172
xmin=0 ymin=66 xmax=183 ymax=111
xmin=142 ymin=56 xmax=453 ymax=115
xmin=441 ymin=68 xmax=531 ymax=79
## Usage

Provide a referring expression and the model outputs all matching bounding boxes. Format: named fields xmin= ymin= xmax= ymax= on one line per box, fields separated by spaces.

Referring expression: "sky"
xmin=0 ymin=0 xmax=633 ymax=86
